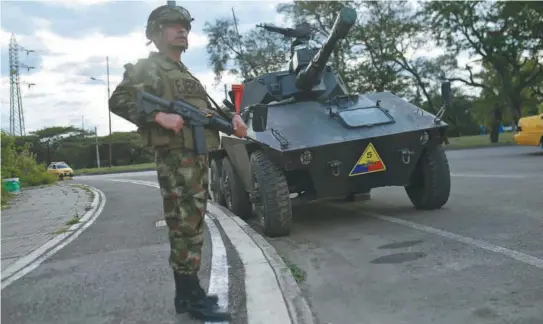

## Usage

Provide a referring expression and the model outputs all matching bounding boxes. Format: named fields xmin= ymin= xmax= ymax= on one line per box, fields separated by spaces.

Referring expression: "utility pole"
xmin=224 ymin=84 xmax=228 ymax=100
xmin=90 ymin=56 xmax=113 ymax=167
xmin=106 ymin=56 xmax=112 ymax=168
xmin=95 ymin=126 xmax=100 ymax=168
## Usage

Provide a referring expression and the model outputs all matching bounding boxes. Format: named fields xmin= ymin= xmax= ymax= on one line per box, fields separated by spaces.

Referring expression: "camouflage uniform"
xmin=110 ymin=51 xmax=228 ymax=274
xmin=108 ymin=4 xmax=233 ymax=322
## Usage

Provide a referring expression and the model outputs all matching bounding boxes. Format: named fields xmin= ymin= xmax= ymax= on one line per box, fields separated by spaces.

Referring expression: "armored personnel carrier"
xmin=208 ymin=6 xmax=452 ymax=237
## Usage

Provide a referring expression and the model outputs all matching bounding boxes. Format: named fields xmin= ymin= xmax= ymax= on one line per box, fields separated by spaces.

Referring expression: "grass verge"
xmin=280 ymin=254 xmax=307 ymax=283
xmin=445 ymin=132 xmax=516 ymax=149
xmin=52 ymin=213 xmax=81 ymax=235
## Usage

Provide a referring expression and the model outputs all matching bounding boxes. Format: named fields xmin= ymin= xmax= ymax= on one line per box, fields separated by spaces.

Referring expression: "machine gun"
xmin=136 ymin=91 xmax=268 ymax=155
xmin=237 ymin=7 xmax=358 ymax=109
xmin=256 ymin=22 xmax=312 ymax=39
xmin=256 ymin=22 xmax=312 ymax=56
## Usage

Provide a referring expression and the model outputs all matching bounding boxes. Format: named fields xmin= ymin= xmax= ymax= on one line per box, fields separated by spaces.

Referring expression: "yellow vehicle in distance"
xmin=47 ymin=161 xmax=74 ymax=179
xmin=514 ymin=113 xmax=543 ymax=148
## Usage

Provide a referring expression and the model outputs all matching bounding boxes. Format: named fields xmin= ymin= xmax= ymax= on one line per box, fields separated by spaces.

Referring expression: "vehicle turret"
xmin=294 ymin=7 xmax=357 ymax=92
xmin=233 ymin=6 xmax=358 ymax=110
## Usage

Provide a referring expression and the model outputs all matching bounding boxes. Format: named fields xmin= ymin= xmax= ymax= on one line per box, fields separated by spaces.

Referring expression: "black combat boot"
xmin=174 ymin=272 xmax=219 ymax=312
xmin=173 ymin=273 xmax=231 ymax=321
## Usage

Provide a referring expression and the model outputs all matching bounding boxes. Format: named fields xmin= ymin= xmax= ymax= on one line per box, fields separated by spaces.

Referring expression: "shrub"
xmin=1 ymin=183 xmax=13 ymax=209
xmin=1 ymin=131 xmax=57 ymax=189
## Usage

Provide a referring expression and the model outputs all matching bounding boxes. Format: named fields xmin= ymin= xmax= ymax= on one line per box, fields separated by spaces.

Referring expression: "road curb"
xmin=75 ymin=168 xmax=156 ymax=177
xmin=444 ymin=143 xmax=516 ymax=151
xmin=207 ymin=203 xmax=316 ymax=324
xmin=1 ymin=184 xmax=106 ymax=290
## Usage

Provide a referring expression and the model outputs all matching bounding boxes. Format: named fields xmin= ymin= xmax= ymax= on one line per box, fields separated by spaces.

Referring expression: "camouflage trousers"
xmin=155 ymin=147 xmax=209 ymax=275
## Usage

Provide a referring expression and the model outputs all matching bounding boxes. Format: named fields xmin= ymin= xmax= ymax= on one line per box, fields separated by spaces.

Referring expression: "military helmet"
xmin=145 ymin=5 xmax=194 ymax=40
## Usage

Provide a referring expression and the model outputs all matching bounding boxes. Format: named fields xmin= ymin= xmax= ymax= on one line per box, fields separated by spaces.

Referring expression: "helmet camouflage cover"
xmin=146 ymin=5 xmax=194 ymax=40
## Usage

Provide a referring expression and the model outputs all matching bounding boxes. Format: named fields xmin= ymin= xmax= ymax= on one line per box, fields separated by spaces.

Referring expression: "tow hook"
xmin=328 ymin=160 xmax=342 ymax=176
xmin=399 ymin=149 xmax=416 ymax=165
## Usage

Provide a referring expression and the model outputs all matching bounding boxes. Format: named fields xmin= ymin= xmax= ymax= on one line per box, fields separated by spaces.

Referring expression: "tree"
xmin=203 ymin=16 xmax=291 ymax=84
xmin=276 ymin=1 xmax=355 ymax=89
xmin=421 ymin=0 xmax=543 ymax=124
xmin=276 ymin=1 xmax=457 ymax=108
xmin=355 ymin=0 xmax=457 ymax=111
xmin=29 ymin=126 xmax=90 ymax=165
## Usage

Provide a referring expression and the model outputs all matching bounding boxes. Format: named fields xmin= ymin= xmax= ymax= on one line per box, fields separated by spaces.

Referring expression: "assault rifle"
xmin=135 ymin=91 xmax=268 ymax=155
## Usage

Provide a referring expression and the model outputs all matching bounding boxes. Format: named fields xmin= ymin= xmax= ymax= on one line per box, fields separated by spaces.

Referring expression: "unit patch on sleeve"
xmin=349 ymin=142 xmax=386 ymax=176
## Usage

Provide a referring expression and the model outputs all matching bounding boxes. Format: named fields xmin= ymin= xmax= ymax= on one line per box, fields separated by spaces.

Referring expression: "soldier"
xmin=108 ymin=4 xmax=247 ymax=322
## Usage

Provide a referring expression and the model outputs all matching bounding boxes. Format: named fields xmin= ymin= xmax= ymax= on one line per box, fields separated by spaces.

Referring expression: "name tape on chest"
xmin=173 ymin=77 xmax=206 ymax=98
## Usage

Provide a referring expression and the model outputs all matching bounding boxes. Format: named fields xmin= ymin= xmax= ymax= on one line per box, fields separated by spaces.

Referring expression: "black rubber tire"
xmin=210 ymin=158 xmax=226 ymax=206
xmin=221 ymin=157 xmax=252 ymax=219
xmin=405 ymin=145 xmax=451 ymax=210
xmin=250 ymin=150 xmax=292 ymax=237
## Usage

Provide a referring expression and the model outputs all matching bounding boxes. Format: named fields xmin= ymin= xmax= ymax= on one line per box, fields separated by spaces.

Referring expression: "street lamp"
xmin=90 ymin=56 xmax=112 ymax=168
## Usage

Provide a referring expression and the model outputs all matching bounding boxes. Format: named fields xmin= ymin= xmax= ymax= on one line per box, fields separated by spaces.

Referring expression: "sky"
xmin=0 ymin=0 xmax=475 ymax=137
xmin=0 ymin=0 xmax=292 ymax=136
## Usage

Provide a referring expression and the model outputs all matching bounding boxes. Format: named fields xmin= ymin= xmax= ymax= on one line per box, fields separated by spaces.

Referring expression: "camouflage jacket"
xmin=109 ymin=51 xmax=236 ymax=151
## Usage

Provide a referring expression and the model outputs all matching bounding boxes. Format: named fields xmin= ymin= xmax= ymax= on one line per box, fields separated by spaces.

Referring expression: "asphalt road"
xmin=1 ymin=180 xmax=247 ymax=324
xmin=265 ymin=146 xmax=543 ymax=324
xmin=9 ymin=145 xmax=538 ymax=324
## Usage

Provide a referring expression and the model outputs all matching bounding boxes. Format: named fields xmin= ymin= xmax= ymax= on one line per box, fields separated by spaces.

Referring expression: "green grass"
xmin=65 ymin=214 xmax=80 ymax=226
xmin=51 ymin=226 xmax=70 ymax=235
xmin=280 ymin=254 xmax=306 ymax=283
xmin=445 ymin=132 xmax=516 ymax=149
xmin=1 ymin=191 xmax=14 ymax=210
xmin=51 ymin=213 xmax=81 ymax=235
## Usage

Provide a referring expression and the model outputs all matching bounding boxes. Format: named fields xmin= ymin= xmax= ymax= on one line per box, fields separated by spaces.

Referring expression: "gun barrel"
xmin=140 ymin=91 xmax=173 ymax=109
xmin=294 ymin=7 xmax=357 ymax=91
xmin=258 ymin=24 xmax=291 ymax=36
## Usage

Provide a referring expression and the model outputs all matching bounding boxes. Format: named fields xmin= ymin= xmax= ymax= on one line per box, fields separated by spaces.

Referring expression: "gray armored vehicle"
xmin=208 ymin=7 xmax=452 ymax=237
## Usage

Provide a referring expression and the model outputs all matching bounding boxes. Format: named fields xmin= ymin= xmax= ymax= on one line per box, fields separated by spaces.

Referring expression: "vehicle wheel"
xmin=221 ymin=157 xmax=252 ymax=219
xmin=250 ymin=150 xmax=292 ymax=237
xmin=210 ymin=158 xmax=226 ymax=206
xmin=405 ymin=145 xmax=451 ymax=210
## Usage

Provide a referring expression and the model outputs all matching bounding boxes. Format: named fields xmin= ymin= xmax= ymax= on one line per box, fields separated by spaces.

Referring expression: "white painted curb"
xmin=106 ymin=178 xmax=315 ymax=324
xmin=1 ymin=185 xmax=107 ymax=290
xmin=207 ymin=203 xmax=316 ymax=324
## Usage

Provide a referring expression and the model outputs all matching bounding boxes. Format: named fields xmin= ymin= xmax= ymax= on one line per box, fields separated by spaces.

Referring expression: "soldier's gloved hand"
xmin=232 ymin=114 xmax=248 ymax=138
xmin=154 ymin=112 xmax=184 ymax=134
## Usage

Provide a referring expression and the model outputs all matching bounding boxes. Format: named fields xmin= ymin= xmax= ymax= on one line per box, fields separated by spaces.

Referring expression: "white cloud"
xmin=0 ymin=22 xmax=212 ymax=136
xmin=1 ymin=0 xmax=486 ymax=139
xmin=0 ymin=28 xmax=12 ymax=47
xmin=36 ymin=0 xmax=112 ymax=9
